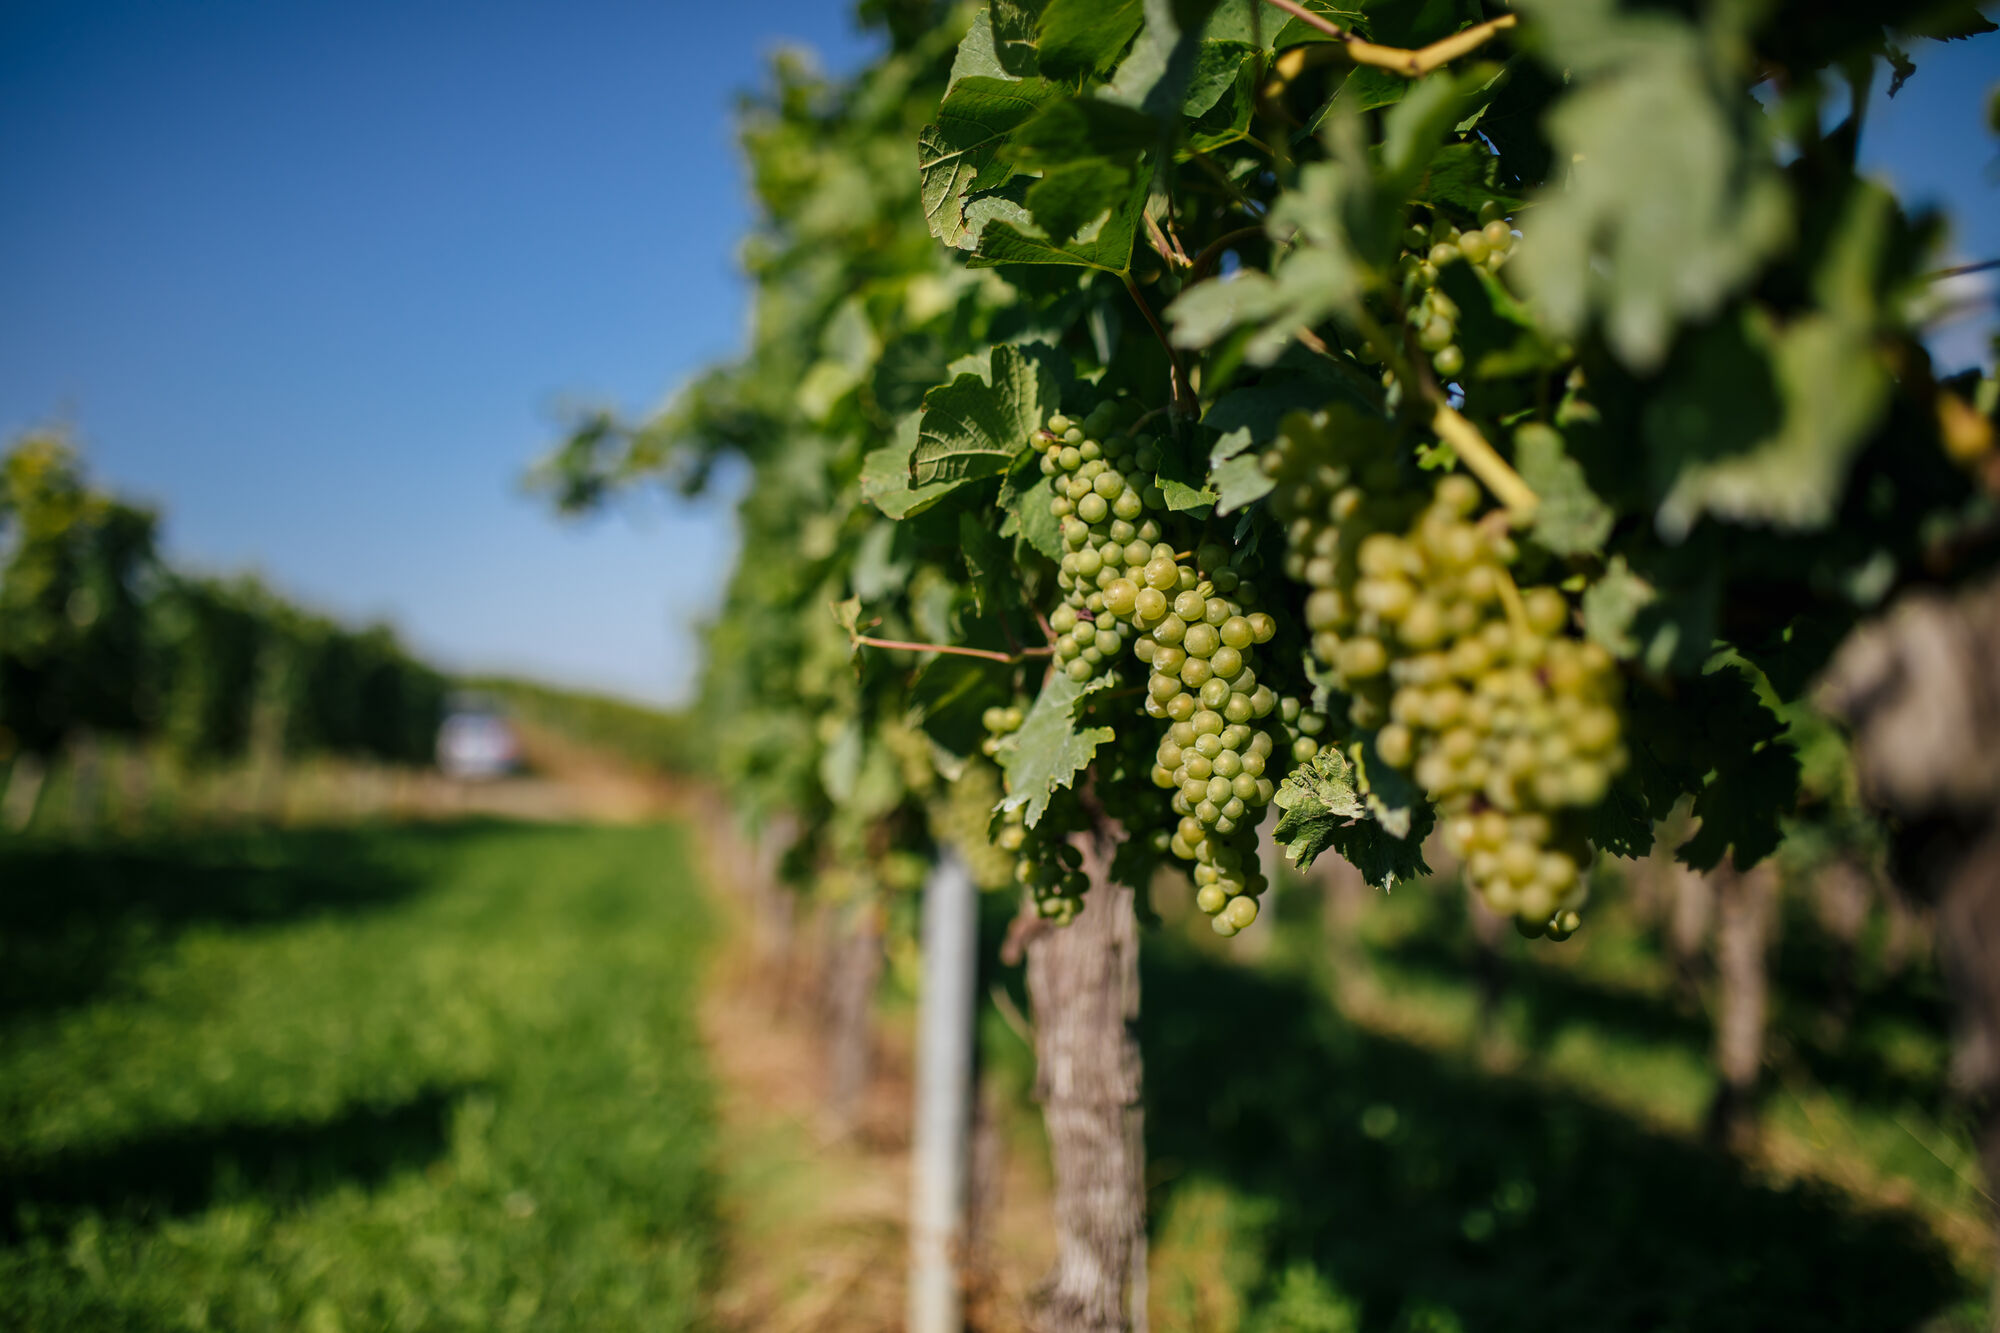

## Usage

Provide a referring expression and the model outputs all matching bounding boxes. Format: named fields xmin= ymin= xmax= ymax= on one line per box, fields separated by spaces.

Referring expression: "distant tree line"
xmin=0 ymin=432 xmax=446 ymax=803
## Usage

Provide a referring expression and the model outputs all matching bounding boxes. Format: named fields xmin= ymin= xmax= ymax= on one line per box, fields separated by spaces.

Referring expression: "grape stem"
xmin=1259 ymin=1 xmax=1519 ymax=76
xmin=1432 ymin=404 xmax=1540 ymax=521
xmin=1928 ymin=257 xmax=2000 ymax=281
xmin=850 ymin=632 xmax=1054 ymax=664
xmin=1143 ymin=211 xmax=1191 ymax=270
xmin=1123 ymin=274 xmax=1195 ymax=413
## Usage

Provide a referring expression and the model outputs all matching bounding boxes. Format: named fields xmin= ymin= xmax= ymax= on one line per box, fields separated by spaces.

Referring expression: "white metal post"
xmin=908 ymin=851 xmax=977 ymax=1333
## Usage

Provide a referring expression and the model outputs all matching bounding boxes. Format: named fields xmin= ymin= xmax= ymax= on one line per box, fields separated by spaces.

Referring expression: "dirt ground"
xmin=467 ymin=734 xmax=1057 ymax=1330
xmin=689 ymin=799 xmax=1056 ymax=1333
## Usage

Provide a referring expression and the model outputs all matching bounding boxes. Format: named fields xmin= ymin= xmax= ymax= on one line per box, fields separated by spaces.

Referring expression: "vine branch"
xmin=851 ymin=632 xmax=1053 ymax=663
xmin=1432 ymin=403 xmax=1540 ymax=520
xmin=1123 ymin=274 xmax=1195 ymax=413
xmin=1259 ymin=0 xmax=1518 ymax=76
xmin=1928 ymin=258 xmax=2000 ymax=282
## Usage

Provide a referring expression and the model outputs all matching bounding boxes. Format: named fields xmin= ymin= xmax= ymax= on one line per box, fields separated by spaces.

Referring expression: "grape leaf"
xmin=1204 ymin=378 xmax=1330 ymax=462
xmin=911 ymin=654 xmax=1015 ymax=762
xmin=1211 ymin=453 xmax=1274 ymax=514
xmin=1271 ymin=746 xmax=1433 ymax=889
xmin=913 ymin=343 xmax=1066 ymax=486
xmin=1581 ymin=556 xmax=1653 ymax=659
xmin=1410 ymin=142 xmax=1523 ymax=216
xmin=954 ymin=4 xmax=1041 ymax=82
xmin=963 ymin=170 xmax=1147 ymax=271
xmin=1679 ymin=738 xmax=1801 ymax=872
xmin=1183 ymin=38 xmax=1258 ymax=119
xmin=1513 ymin=423 xmax=1613 ymax=558
xmin=1025 ymin=161 xmax=1136 ymax=248
xmin=1509 ymin=0 xmax=1791 ymax=370
xmin=1650 ymin=186 xmax=1898 ymax=536
xmin=999 ymin=671 xmax=1116 ymax=827
xmin=959 ymin=512 xmax=1021 ymax=618
xmin=1585 ymin=774 xmax=1656 ymax=860
xmin=1001 ymin=470 xmax=1065 ymax=561
xmin=1037 ymin=0 xmax=1144 ymax=80
xmin=920 ymin=77 xmax=1059 ymax=250
xmin=862 ymin=413 xmax=959 ymax=519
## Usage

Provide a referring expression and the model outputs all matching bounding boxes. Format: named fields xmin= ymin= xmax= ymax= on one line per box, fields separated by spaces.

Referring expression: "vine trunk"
xmin=1025 ymin=815 xmax=1147 ymax=1333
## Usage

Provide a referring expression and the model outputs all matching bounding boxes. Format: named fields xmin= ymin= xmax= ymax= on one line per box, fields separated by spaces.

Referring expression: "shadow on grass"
xmin=1140 ymin=937 xmax=1969 ymax=1332
xmin=0 ymin=1087 xmax=464 ymax=1241
xmin=1354 ymin=875 xmax=1956 ymax=1121
xmin=0 ymin=823 xmax=536 ymax=1021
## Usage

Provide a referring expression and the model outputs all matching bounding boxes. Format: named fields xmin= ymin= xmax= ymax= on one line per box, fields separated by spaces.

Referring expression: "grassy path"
xmin=0 ymin=821 xmax=714 ymax=1333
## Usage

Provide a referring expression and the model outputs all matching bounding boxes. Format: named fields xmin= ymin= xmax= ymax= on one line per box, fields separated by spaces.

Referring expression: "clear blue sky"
xmin=0 ymin=9 xmax=1993 ymax=707
xmin=0 ymin=1 xmax=879 ymax=706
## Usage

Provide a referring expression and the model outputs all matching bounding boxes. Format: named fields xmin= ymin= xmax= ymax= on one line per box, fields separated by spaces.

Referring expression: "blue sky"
xmin=0 ymin=8 xmax=1993 ymax=707
xmin=0 ymin=1 xmax=878 ymax=705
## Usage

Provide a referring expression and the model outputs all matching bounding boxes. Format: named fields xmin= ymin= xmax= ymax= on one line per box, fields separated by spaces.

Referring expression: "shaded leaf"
xmin=913 ymin=344 xmax=1066 ymax=486
xmin=862 ymin=413 xmax=959 ymax=519
xmin=999 ymin=671 xmax=1115 ymax=826
xmin=1272 ymin=745 xmax=1433 ymax=888
xmin=1038 ymin=0 xmax=1146 ymax=81
xmin=1513 ymin=422 xmax=1613 ymax=558
xmin=920 ymin=77 xmax=1059 ymax=250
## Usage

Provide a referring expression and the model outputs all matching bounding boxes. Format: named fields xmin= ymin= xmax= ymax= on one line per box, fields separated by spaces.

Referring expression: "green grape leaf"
xmin=1409 ymin=142 xmax=1523 ymax=216
xmin=862 ymin=413 xmax=958 ymax=519
xmin=1181 ymin=39 xmax=1259 ymax=153
xmin=1304 ymin=65 xmax=1409 ymax=136
xmin=1679 ymin=738 xmax=1800 ymax=872
xmin=1211 ymin=453 xmax=1274 ymax=514
xmin=963 ymin=170 xmax=1147 ymax=271
xmin=1011 ymin=97 xmax=1158 ymax=166
xmin=920 ymin=77 xmax=1060 ymax=250
xmin=831 ymin=596 xmax=864 ymax=642
xmin=1001 ymin=469 xmax=1066 ymax=561
xmin=1508 ymin=0 xmax=1791 ymax=370
xmin=1653 ymin=311 xmax=1891 ymax=538
xmin=1513 ymin=423 xmax=1613 ymax=558
xmin=959 ymin=512 xmax=1022 ymax=618
xmin=1024 ymin=161 xmax=1136 ymax=247
xmin=1434 ymin=262 xmax=1567 ymax=378
xmin=1204 ymin=378 xmax=1330 ymax=462
xmin=1037 ymin=0 xmax=1144 ymax=80
xmin=851 ymin=521 xmax=911 ymax=602
xmin=1272 ymin=745 xmax=1432 ymax=889
xmin=999 ymin=671 xmax=1115 ymax=827
xmin=913 ymin=343 xmax=1067 ymax=487
xmin=1354 ymin=734 xmax=1432 ymax=843
xmin=953 ymin=5 xmax=1040 ymax=82
xmin=1150 ymin=430 xmax=1217 ymax=512
xmin=1581 ymin=556 xmax=1654 ymax=659
xmin=1585 ymin=774 xmax=1655 ymax=860
xmin=911 ymin=654 xmax=1015 ymax=762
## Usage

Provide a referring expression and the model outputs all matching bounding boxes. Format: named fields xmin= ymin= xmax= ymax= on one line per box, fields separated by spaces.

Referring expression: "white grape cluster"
xmin=1030 ymin=408 xmax=1291 ymax=935
xmin=1396 ymin=200 xmax=1516 ymax=384
xmin=1264 ymin=416 xmax=1623 ymax=939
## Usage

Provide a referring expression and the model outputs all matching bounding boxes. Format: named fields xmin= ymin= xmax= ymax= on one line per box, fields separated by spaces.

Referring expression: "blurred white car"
xmin=436 ymin=702 xmax=521 ymax=780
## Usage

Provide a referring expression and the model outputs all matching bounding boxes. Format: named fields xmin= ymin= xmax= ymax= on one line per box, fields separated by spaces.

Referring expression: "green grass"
xmin=0 ymin=821 xmax=715 ymax=1333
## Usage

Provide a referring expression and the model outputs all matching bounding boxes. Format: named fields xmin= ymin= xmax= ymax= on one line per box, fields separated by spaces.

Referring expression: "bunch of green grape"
xmin=1396 ymin=200 xmax=1516 ymax=383
xmin=1263 ymin=420 xmax=1623 ymax=939
xmin=1028 ymin=407 xmax=1298 ymax=935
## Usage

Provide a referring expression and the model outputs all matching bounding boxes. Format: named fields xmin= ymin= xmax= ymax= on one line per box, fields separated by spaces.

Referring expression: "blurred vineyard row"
xmin=0 ymin=433 xmax=446 ymax=830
